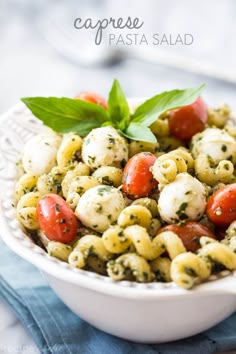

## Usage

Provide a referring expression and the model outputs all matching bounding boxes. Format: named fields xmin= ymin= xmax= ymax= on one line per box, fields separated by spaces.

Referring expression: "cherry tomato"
xmin=122 ymin=152 xmax=158 ymax=199
xmin=36 ymin=194 xmax=78 ymax=243
xmin=74 ymin=91 xmax=107 ymax=109
xmin=168 ymin=97 xmax=207 ymax=140
xmin=206 ymin=184 xmax=236 ymax=226
xmin=158 ymin=221 xmax=216 ymax=252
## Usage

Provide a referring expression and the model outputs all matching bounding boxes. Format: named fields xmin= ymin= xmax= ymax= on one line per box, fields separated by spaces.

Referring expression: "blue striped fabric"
xmin=1 ymin=240 xmax=236 ymax=354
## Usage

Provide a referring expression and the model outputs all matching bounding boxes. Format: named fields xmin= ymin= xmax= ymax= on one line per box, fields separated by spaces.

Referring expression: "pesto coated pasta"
xmin=151 ymin=148 xmax=194 ymax=185
xmin=57 ymin=133 xmax=83 ymax=167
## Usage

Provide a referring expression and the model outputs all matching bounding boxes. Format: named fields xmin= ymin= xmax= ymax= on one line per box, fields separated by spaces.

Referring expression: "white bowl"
xmin=0 ymin=103 xmax=236 ymax=343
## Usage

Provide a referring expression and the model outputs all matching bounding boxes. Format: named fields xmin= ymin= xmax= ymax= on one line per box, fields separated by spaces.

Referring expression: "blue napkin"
xmin=1 ymin=240 xmax=236 ymax=354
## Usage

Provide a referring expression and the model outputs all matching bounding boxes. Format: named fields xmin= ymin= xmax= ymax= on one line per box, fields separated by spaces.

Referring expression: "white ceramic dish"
xmin=0 ymin=103 xmax=236 ymax=343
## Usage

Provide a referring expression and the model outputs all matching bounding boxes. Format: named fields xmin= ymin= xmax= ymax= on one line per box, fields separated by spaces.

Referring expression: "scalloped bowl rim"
xmin=0 ymin=102 xmax=236 ymax=299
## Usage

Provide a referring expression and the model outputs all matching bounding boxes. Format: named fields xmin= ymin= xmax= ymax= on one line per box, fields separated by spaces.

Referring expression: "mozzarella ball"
xmin=158 ymin=173 xmax=206 ymax=223
xmin=22 ymin=132 xmax=62 ymax=175
xmin=82 ymin=126 xmax=128 ymax=169
xmin=75 ymin=185 xmax=126 ymax=232
xmin=191 ymin=128 xmax=236 ymax=164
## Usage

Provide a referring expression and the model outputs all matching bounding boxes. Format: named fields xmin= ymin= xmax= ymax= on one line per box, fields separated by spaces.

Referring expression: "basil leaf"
xmin=67 ymin=120 xmax=103 ymax=136
xmin=21 ymin=97 xmax=109 ymax=136
xmin=132 ymin=84 xmax=206 ymax=127
xmin=123 ymin=122 xmax=157 ymax=143
xmin=101 ymin=121 xmax=113 ymax=127
xmin=108 ymin=79 xmax=130 ymax=129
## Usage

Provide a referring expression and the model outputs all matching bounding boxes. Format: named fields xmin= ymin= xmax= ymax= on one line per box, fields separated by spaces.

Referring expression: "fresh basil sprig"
xmin=21 ymin=80 xmax=205 ymax=143
xmin=107 ymin=79 xmax=130 ymax=130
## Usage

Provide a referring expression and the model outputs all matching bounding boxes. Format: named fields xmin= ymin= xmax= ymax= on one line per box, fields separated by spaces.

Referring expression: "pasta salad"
xmin=16 ymin=80 xmax=236 ymax=289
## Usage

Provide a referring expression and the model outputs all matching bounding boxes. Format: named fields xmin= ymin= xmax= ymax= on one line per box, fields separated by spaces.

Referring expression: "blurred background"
xmin=0 ymin=0 xmax=236 ymax=112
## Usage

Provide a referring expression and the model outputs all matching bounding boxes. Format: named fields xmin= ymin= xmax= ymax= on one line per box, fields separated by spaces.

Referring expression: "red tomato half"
xmin=158 ymin=221 xmax=216 ymax=252
xmin=168 ymin=97 xmax=207 ymax=140
xmin=122 ymin=152 xmax=158 ymax=199
xmin=36 ymin=194 xmax=78 ymax=243
xmin=74 ymin=91 xmax=107 ymax=109
xmin=206 ymin=184 xmax=236 ymax=227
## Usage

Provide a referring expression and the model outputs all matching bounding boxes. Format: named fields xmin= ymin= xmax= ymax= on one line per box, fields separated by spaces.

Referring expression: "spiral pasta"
xmin=157 ymin=136 xmax=183 ymax=152
xmin=103 ymin=226 xmax=186 ymax=261
xmin=171 ymin=236 xmax=236 ymax=289
xmin=152 ymin=148 xmax=194 ymax=185
xmin=150 ymin=257 xmax=171 ymax=282
xmin=92 ymin=166 xmax=123 ymax=187
xmin=131 ymin=198 xmax=159 ymax=217
xmin=37 ymin=168 xmax=65 ymax=195
xmin=47 ymin=241 xmax=72 ymax=262
xmin=225 ymin=220 xmax=236 ymax=239
xmin=68 ymin=235 xmax=112 ymax=269
xmin=225 ymin=124 xmax=236 ymax=140
xmin=61 ymin=162 xmax=91 ymax=198
xmin=194 ymin=154 xmax=234 ymax=186
xmin=16 ymin=192 xmax=42 ymax=230
xmin=148 ymin=218 xmax=162 ymax=237
xmin=66 ymin=176 xmax=99 ymax=209
xmin=221 ymin=223 xmax=236 ymax=253
xmin=15 ymin=173 xmax=38 ymax=202
xmin=150 ymin=115 xmax=169 ymax=137
xmin=171 ymin=252 xmax=211 ymax=289
xmin=128 ymin=141 xmax=159 ymax=157
xmin=117 ymin=205 xmax=152 ymax=229
xmin=107 ymin=253 xmax=154 ymax=282
xmin=57 ymin=132 xmax=83 ymax=167
xmin=198 ymin=237 xmax=236 ymax=270
xmin=207 ymin=104 xmax=230 ymax=128
xmin=228 ymin=237 xmax=236 ymax=253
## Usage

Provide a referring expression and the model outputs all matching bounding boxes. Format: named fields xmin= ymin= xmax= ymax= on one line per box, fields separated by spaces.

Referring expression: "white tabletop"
xmin=0 ymin=299 xmax=39 ymax=354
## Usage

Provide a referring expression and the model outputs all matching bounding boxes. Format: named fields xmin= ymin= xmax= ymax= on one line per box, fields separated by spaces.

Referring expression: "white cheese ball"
xmin=22 ymin=132 xmax=62 ymax=175
xmin=158 ymin=173 xmax=206 ymax=223
xmin=82 ymin=126 xmax=128 ymax=169
xmin=191 ymin=128 xmax=236 ymax=163
xmin=75 ymin=185 xmax=126 ymax=232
